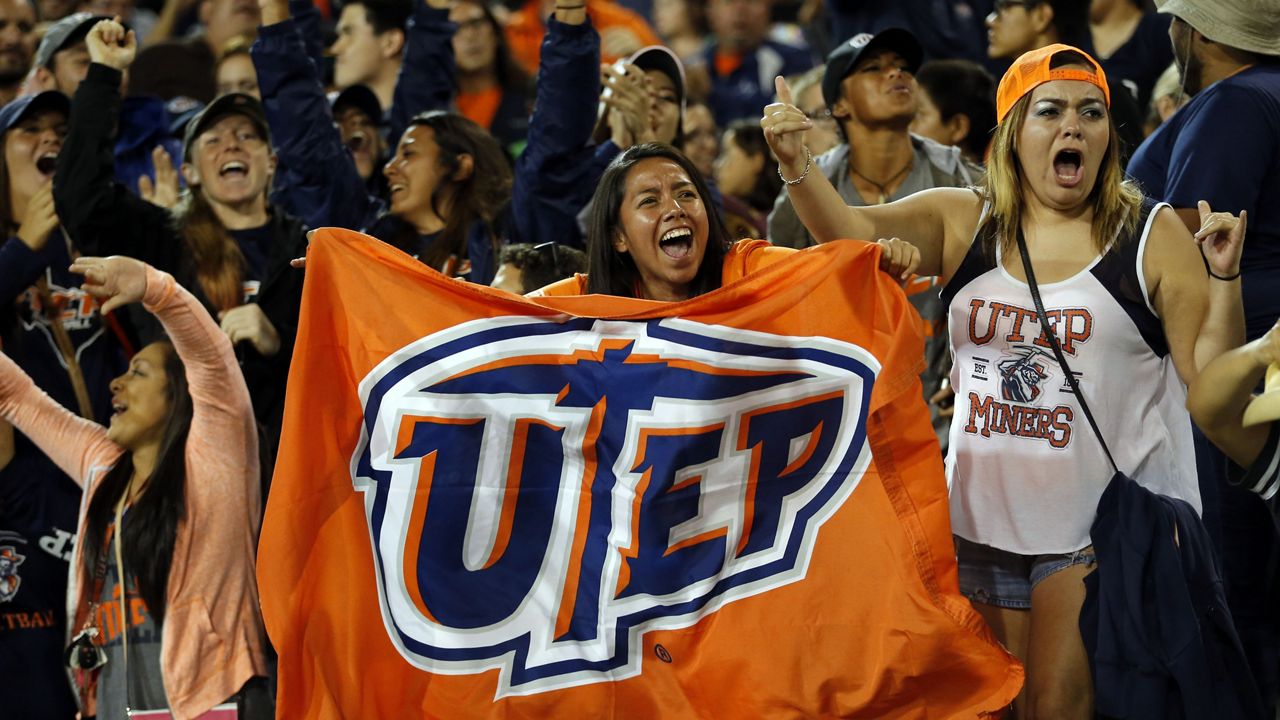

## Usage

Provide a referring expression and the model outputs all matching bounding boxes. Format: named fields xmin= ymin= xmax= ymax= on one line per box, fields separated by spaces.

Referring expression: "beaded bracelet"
xmin=778 ymin=147 xmax=812 ymax=186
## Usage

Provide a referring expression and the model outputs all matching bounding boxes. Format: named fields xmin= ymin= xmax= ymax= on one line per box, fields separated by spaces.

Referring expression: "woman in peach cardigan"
xmin=0 ymin=256 xmax=268 ymax=719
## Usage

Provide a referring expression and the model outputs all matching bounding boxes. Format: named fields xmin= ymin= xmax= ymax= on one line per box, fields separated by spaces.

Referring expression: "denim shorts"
xmin=954 ymin=535 xmax=1096 ymax=610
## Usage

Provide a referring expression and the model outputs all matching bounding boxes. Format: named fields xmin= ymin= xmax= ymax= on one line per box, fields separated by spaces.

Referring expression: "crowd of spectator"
xmin=0 ymin=0 xmax=1276 ymax=716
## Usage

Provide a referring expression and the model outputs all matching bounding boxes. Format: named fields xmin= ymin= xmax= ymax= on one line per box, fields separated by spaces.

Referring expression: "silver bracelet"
xmin=778 ymin=148 xmax=812 ymax=186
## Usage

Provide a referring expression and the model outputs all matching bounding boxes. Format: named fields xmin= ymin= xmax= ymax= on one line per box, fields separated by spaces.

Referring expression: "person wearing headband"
xmin=762 ymin=43 xmax=1245 ymax=717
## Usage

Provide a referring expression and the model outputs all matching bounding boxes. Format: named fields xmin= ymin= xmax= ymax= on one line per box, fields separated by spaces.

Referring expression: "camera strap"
xmin=113 ymin=494 xmax=139 ymax=717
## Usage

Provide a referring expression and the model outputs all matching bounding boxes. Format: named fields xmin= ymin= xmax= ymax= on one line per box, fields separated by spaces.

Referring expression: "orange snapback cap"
xmin=996 ymin=43 xmax=1111 ymax=124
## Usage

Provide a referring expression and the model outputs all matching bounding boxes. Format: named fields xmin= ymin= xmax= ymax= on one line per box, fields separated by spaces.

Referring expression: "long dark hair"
xmin=81 ymin=343 xmax=193 ymax=623
xmin=585 ymin=143 xmax=730 ymax=298
xmin=394 ymin=111 xmax=512 ymax=270
xmin=724 ymin=120 xmax=782 ymax=213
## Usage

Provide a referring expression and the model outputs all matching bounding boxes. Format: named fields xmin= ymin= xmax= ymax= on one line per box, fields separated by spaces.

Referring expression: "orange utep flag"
xmin=259 ymin=229 xmax=1022 ymax=719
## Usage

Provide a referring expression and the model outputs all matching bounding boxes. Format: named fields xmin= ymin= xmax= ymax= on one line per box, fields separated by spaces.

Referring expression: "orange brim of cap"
xmin=996 ymin=43 xmax=1111 ymax=124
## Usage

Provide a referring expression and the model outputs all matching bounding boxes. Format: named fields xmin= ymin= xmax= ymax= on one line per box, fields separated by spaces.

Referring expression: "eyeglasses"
xmin=534 ymin=242 xmax=562 ymax=276
xmin=804 ymin=108 xmax=835 ymax=125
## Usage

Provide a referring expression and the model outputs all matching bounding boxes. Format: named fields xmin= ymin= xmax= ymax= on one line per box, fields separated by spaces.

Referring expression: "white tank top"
xmin=942 ymin=201 xmax=1200 ymax=554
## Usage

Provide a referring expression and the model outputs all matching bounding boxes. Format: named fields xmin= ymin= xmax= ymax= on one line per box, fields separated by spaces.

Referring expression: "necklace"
xmin=849 ymin=156 xmax=914 ymax=205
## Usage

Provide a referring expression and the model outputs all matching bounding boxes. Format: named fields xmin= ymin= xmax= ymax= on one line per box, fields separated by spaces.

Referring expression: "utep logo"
xmin=0 ymin=546 xmax=25 ymax=602
xmin=997 ymin=346 xmax=1049 ymax=403
xmin=352 ymin=316 xmax=879 ymax=697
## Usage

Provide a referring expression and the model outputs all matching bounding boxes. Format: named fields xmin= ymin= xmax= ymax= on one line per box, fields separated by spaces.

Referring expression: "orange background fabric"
xmin=259 ymin=229 xmax=1022 ymax=719
xmin=505 ymin=0 xmax=662 ymax=74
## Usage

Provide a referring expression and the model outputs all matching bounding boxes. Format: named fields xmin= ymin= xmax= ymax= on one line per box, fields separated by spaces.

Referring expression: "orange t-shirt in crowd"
xmin=456 ymin=87 xmax=503 ymax=131
xmin=713 ymin=50 xmax=743 ymax=78
xmin=505 ymin=0 xmax=662 ymax=75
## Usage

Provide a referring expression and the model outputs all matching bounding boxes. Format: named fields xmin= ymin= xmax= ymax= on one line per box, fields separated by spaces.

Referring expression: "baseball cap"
xmin=0 ymin=91 xmax=71 ymax=133
xmin=627 ymin=45 xmax=686 ymax=112
xmin=331 ymin=84 xmax=384 ymax=125
xmin=821 ymin=28 xmax=923 ymax=108
xmin=34 ymin=13 xmax=112 ymax=69
xmin=996 ymin=44 xmax=1110 ymax=124
xmin=182 ymin=93 xmax=271 ymax=161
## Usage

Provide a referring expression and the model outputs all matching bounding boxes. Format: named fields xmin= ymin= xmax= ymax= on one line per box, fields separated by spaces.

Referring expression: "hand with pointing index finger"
xmin=760 ymin=75 xmax=812 ymax=174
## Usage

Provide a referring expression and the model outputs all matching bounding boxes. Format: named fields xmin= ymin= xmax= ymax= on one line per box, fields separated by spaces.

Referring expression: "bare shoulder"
xmin=1143 ymin=204 xmax=1204 ymax=308
xmin=925 ymin=188 xmax=985 ymax=276
xmin=1149 ymin=204 xmax=1193 ymax=243
xmin=1143 ymin=205 xmax=1197 ymax=275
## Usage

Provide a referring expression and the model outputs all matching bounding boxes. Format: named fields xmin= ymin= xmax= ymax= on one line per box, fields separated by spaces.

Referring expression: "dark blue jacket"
xmin=1081 ymin=472 xmax=1267 ymax=719
xmin=114 ymin=95 xmax=184 ymax=198
xmin=509 ymin=17 xmax=601 ymax=249
xmin=251 ymin=5 xmax=499 ymax=283
xmin=703 ymin=39 xmax=812 ymax=127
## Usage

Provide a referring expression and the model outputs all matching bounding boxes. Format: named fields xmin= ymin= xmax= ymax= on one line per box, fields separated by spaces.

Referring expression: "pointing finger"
xmin=775 ymin=75 xmax=794 ymax=106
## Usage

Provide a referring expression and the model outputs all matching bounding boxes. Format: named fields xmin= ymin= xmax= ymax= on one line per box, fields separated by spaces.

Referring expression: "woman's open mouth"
xmin=659 ymin=227 xmax=693 ymax=259
xmin=36 ymin=152 xmax=57 ymax=176
xmin=1053 ymin=150 xmax=1084 ymax=187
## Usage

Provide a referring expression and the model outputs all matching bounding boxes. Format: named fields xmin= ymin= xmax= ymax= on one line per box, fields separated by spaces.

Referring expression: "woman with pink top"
xmin=0 ymin=256 xmax=270 ymax=719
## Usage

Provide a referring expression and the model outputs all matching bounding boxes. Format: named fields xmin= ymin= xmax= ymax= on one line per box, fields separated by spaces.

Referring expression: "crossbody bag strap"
xmin=1014 ymin=228 xmax=1120 ymax=475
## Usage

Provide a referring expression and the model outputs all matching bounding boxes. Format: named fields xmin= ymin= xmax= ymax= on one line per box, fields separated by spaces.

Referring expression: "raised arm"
xmin=509 ymin=6 xmax=600 ymax=247
xmin=759 ymin=76 xmax=967 ymax=278
xmin=0 ymin=348 xmax=120 ymax=487
xmin=71 ymin=257 xmax=253 ymax=429
xmin=253 ymin=1 xmax=384 ymax=231
xmin=388 ymin=0 xmax=457 ymax=148
xmin=1144 ymin=204 xmax=1246 ymax=388
xmin=53 ymin=21 xmax=179 ymax=268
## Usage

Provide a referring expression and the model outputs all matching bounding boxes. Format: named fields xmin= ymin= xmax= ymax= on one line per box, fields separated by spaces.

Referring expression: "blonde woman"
xmin=761 ymin=44 xmax=1244 ymax=717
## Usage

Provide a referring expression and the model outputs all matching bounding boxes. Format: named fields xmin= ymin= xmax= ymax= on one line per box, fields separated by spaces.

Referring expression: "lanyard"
xmin=113 ymin=494 xmax=140 ymax=717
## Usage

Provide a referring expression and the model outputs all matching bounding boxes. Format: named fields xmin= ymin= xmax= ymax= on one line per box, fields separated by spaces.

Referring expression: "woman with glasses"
xmin=0 ymin=255 xmax=269 ymax=719
xmin=763 ymin=44 xmax=1244 ymax=717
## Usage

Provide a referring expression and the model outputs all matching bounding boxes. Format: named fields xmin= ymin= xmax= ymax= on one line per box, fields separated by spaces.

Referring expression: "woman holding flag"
xmin=533 ymin=142 xmax=919 ymax=298
xmin=761 ymin=44 xmax=1245 ymax=716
